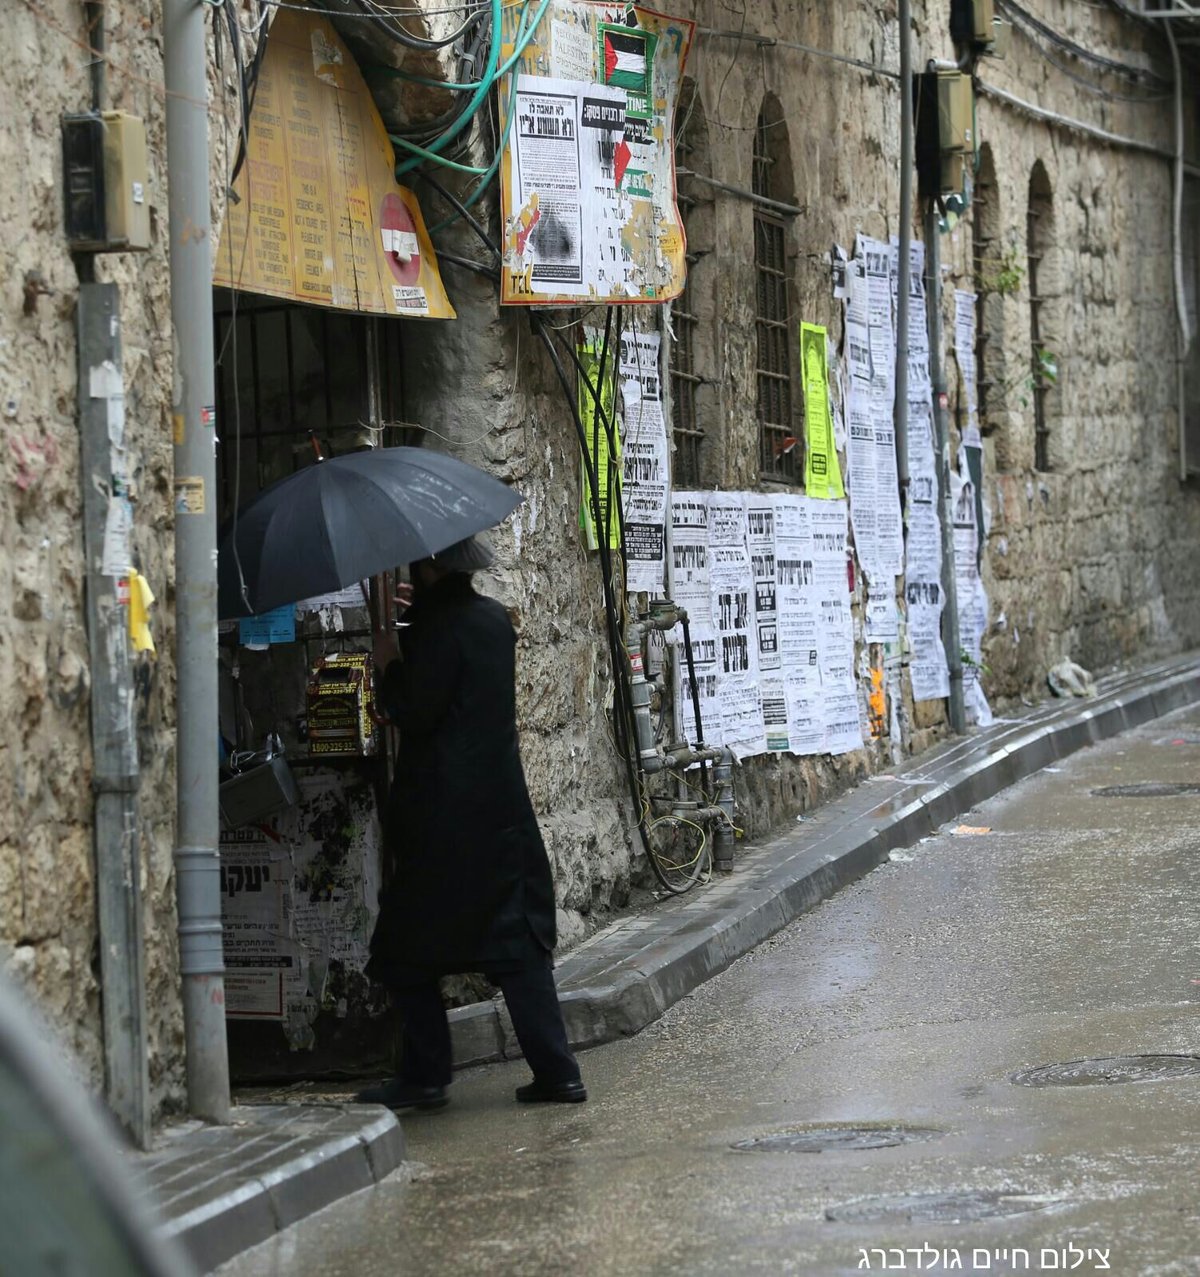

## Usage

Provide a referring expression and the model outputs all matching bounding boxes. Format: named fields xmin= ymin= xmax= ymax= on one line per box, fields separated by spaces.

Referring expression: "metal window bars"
xmin=1026 ymin=198 xmax=1051 ymax=471
xmin=753 ymin=113 xmax=797 ymax=482
xmin=671 ymin=114 xmax=704 ymax=487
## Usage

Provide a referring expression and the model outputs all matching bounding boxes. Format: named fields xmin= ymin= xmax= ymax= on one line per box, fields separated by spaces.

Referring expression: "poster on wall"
xmin=498 ymin=2 xmax=695 ymax=305
xmin=619 ymin=328 xmax=669 ymax=592
xmin=801 ymin=322 xmax=846 ymax=499
xmin=219 ymin=770 xmax=382 ymax=1040
xmin=899 ymin=240 xmax=951 ymax=703
xmin=579 ymin=331 xmax=621 ymax=550
xmin=212 ymin=6 xmax=454 ymax=319
xmin=842 ymin=237 xmax=904 ymax=643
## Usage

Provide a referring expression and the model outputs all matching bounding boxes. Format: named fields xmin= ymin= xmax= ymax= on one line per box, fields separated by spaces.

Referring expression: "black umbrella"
xmin=218 ymin=447 xmax=523 ymax=619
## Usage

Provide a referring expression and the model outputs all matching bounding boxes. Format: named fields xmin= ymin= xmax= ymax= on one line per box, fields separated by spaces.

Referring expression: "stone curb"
xmin=156 ymin=1106 xmax=403 ymax=1272
xmin=448 ymin=655 xmax=1200 ymax=1068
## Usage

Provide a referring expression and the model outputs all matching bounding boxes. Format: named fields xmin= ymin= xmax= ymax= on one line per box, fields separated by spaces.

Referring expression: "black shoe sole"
xmin=516 ymin=1087 xmax=588 ymax=1104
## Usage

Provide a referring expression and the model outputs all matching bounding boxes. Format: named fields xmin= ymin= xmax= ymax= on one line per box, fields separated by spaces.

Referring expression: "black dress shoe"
xmin=515 ymin=1077 xmax=587 ymax=1104
xmin=355 ymin=1078 xmax=449 ymax=1111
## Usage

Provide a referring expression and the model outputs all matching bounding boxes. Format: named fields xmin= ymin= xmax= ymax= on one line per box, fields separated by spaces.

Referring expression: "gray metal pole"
xmin=894 ymin=0 xmax=913 ymax=492
xmin=164 ymin=0 xmax=231 ymax=1122
xmin=924 ymin=201 xmax=967 ymax=734
xmin=77 ymin=284 xmax=151 ymax=1148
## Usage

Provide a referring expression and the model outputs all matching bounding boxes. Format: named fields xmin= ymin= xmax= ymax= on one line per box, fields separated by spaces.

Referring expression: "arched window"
xmin=972 ymin=144 xmax=1000 ymax=434
xmin=1027 ymin=162 xmax=1054 ymax=471
xmin=753 ymin=97 xmax=798 ymax=482
xmin=670 ymin=80 xmax=712 ymax=487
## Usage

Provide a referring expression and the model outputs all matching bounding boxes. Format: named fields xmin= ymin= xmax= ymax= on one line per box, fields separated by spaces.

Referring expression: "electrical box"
xmin=936 ymin=72 xmax=974 ymax=154
xmin=914 ymin=71 xmax=975 ymax=199
xmin=62 ymin=111 xmax=151 ymax=253
xmin=951 ymin=0 xmax=996 ymax=46
xmin=982 ymin=17 xmax=1012 ymax=59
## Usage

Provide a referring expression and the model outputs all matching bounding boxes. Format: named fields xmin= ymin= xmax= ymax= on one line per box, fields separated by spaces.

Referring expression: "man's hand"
xmin=394 ymin=582 xmax=414 ymax=612
xmin=373 ymin=629 xmax=399 ymax=670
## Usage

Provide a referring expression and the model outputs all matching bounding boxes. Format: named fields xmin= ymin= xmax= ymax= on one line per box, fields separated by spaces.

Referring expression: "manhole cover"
xmin=825 ymin=1189 xmax=1057 ymax=1224
xmin=732 ymin=1124 xmax=943 ymax=1153
xmin=1012 ymin=1055 xmax=1200 ymax=1087
xmin=1092 ymin=783 xmax=1200 ymax=798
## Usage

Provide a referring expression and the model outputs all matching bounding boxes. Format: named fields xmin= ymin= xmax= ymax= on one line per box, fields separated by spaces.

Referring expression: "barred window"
xmin=671 ymin=82 xmax=706 ymax=487
xmin=972 ymin=144 xmax=998 ymax=433
xmin=1027 ymin=162 xmax=1054 ymax=472
xmin=753 ymin=102 xmax=798 ymax=482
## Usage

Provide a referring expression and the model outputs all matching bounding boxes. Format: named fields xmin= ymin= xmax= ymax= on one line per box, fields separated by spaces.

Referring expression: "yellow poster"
xmin=579 ymin=337 xmax=620 ymax=550
xmin=801 ymin=322 xmax=845 ymax=499
xmin=213 ymin=6 xmax=455 ymax=319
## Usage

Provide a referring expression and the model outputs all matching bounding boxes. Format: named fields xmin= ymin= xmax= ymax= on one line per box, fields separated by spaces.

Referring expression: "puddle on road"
xmin=1011 ymin=1055 xmax=1200 ymax=1087
xmin=825 ymin=1189 xmax=1062 ymax=1224
xmin=732 ymin=1124 xmax=943 ymax=1154
xmin=1091 ymin=783 xmax=1200 ymax=798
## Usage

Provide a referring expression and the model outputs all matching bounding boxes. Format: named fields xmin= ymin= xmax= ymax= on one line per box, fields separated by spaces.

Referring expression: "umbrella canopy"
xmin=218 ymin=447 xmax=522 ymax=619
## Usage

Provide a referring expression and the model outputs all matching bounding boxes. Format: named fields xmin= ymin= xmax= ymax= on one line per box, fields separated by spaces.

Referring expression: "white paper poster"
xmin=619 ymin=328 xmax=668 ymax=593
xmin=901 ymin=240 xmax=950 ymax=703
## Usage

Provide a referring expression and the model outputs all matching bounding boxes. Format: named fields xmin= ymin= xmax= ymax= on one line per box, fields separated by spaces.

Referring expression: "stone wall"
xmin=1 ymin=0 xmax=185 ymax=1110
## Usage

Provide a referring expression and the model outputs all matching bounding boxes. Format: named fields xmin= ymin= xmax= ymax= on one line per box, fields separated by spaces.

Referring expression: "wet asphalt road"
xmin=219 ymin=705 xmax=1200 ymax=1276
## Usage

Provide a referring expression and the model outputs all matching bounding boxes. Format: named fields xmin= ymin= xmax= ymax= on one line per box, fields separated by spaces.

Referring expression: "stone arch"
xmin=1027 ymin=159 xmax=1059 ymax=472
xmin=972 ymin=143 xmax=1004 ymax=438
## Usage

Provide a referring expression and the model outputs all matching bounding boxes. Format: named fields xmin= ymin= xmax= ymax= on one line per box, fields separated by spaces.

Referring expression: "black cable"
xmin=347 ymin=0 xmax=487 ymax=51
xmin=223 ymin=0 xmax=256 ymax=189
xmin=997 ymin=0 xmax=1170 ymax=85
xmin=430 ymin=249 xmax=499 ymax=281
xmin=413 ymin=170 xmax=500 ymax=260
xmin=532 ymin=315 xmax=698 ymax=895
xmin=549 ymin=319 xmax=628 ymax=563
xmin=679 ymin=613 xmax=710 ymax=795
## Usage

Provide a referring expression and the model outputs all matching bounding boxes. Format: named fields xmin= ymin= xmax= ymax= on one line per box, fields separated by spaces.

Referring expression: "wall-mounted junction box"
xmin=62 ymin=111 xmax=151 ymax=253
xmin=914 ymin=70 xmax=975 ymax=198
xmin=951 ymin=0 xmax=996 ymax=46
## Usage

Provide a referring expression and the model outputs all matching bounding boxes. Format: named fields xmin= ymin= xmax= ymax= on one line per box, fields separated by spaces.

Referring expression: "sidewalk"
xmin=446 ymin=651 xmax=1200 ymax=1066
xmin=135 ymin=652 xmax=1198 ymax=1271
xmin=129 ymin=1103 xmax=403 ymax=1272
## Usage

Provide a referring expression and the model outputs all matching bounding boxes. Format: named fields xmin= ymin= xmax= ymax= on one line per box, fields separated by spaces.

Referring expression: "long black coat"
xmin=365 ymin=573 xmax=556 ymax=984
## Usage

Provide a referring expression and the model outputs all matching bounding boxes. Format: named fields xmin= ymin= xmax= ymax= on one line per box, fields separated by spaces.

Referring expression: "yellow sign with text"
xmin=213 ymin=6 xmax=455 ymax=320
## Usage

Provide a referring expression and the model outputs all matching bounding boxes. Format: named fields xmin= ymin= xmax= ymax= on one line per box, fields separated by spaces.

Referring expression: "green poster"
xmin=579 ymin=338 xmax=621 ymax=551
xmin=801 ymin=321 xmax=845 ymax=499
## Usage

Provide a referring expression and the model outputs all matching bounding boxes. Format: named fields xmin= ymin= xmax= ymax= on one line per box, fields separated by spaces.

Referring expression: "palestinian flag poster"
xmin=599 ymin=24 xmax=656 ymax=102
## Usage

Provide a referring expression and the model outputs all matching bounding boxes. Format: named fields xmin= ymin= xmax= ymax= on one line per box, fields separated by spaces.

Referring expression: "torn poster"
xmin=954 ymin=289 xmax=981 ymax=447
xmin=801 ymin=322 xmax=845 ymax=499
xmin=842 ymin=238 xmax=903 ymax=642
xmin=220 ymin=770 xmax=383 ymax=1040
xmin=498 ymin=3 xmax=695 ymax=305
xmin=953 ymin=455 xmax=993 ymax=726
xmin=619 ymin=328 xmax=668 ymax=592
xmin=901 ymin=239 xmax=950 ymax=703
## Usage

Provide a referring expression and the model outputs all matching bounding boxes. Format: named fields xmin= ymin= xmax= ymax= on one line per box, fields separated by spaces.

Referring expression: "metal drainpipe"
xmin=164 ymin=0 xmax=231 ymax=1122
xmin=1164 ymin=21 xmax=1193 ymax=481
xmin=711 ymin=749 xmax=735 ymax=872
xmin=894 ymin=0 xmax=913 ymax=495
xmin=924 ymin=201 xmax=967 ymax=735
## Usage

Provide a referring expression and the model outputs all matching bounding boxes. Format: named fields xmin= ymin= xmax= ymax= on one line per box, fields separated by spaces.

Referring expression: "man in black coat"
xmin=359 ymin=536 xmax=585 ymax=1111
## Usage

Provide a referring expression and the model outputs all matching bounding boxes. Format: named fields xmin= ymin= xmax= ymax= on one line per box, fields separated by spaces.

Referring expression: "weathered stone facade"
xmin=3 ymin=0 xmax=1199 ymax=1113
xmin=3 ymin=0 xmax=184 ymax=1107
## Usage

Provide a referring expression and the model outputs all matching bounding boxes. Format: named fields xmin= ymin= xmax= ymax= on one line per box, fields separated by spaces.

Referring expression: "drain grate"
xmin=1092 ymin=783 xmax=1200 ymax=798
xmin=1012 ymin=1055 xmax=1200 ymax=1088
xmin=825 ymin=1189 xmax=1058 ymax=1224
xmin=732 ymin=1124 xmax=943 ymax=1154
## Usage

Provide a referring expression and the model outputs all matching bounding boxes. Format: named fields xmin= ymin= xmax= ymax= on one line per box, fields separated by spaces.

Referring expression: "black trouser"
xmin=394 ymin=963 xmax=581 ymax=1088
